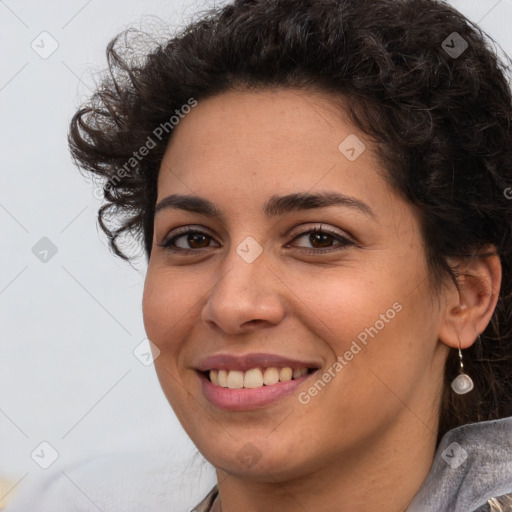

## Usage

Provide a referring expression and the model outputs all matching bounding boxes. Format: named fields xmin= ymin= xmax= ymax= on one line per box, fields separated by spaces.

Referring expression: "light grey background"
xmin=1 ymin=0 xmax=511 ymax=509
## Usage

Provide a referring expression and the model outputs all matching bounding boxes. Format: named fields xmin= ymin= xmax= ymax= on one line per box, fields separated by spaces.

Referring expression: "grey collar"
xmin=406 ymin=415 xmax=512 ymax=512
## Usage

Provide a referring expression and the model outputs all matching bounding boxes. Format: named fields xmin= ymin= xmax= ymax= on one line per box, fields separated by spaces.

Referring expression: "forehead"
xmin=158 ymin=89 xmax=380 ymax=185
xmin=154 ymin=88 xmax=411 ymax=228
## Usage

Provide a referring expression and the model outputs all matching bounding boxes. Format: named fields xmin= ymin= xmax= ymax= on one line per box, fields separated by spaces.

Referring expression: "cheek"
xmin=142 ymin=267 xmax=192 ymax=352
xmin=290 ymin=260 xmax=434 ymax=391
xmin=141 ymin=268 xmax=199 ymax=416
xmin=142 ymin=273 xmax=164 ymax=344
xmin=281 ymin=263 xmax=398 ymax=352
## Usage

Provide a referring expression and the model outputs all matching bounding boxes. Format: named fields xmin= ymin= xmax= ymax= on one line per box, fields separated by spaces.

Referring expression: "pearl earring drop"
xmin=450 ymin=338 xmax=475 ymax=395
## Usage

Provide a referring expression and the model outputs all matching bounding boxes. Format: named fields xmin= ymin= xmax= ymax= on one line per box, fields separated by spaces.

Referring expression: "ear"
xmin=438 ymin=247 xmax=502 ymax=350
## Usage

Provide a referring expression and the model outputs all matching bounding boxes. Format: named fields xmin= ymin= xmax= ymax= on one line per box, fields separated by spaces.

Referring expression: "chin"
xmin=196 ymin=432 xmax=321 ymax=482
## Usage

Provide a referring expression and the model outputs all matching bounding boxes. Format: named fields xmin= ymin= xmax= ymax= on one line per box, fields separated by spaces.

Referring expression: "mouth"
xmin=202 ymin=366 xmax=317 ymax=389
xmin=195 ymin=353 xmax=321 ymax=410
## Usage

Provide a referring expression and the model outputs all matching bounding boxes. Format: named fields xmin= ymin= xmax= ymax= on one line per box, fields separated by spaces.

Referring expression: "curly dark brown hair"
xmin=68 ymin=0 xmax=512 ymax=445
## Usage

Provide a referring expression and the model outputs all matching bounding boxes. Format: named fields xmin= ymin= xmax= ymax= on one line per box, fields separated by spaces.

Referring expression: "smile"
xmin=207 ymin=367 xmax=313 ymax=389
xmin=195 ymin=353 xmax=321 ymax=410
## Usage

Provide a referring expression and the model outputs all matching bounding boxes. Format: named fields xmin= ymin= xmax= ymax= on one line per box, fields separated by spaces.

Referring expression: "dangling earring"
xmin=450 ymin=335 xmax=477 ymax=395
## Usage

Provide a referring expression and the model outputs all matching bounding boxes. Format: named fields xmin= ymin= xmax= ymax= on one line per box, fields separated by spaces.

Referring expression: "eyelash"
xmin=157 ymin=225 xmax=356 ymax=255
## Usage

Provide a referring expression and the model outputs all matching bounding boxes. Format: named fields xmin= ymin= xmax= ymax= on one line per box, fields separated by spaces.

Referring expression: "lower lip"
xmin=198 ymin=371 xmax=316 ymax=410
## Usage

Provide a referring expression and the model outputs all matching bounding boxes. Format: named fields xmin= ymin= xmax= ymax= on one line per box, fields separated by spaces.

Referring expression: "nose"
xmin=200 ymin=248 xmax=286 ymax=335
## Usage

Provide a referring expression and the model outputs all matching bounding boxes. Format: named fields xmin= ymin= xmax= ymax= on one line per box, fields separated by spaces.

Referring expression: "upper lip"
xmin=195 ymin=352 xmax=322 ymax=372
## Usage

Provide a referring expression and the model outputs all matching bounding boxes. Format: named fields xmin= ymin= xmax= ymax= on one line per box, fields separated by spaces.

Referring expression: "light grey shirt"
xmin=194 ymin=415 xmax=512 ymax=512
xmin=407 ymin=415 xmax=512 ymax=511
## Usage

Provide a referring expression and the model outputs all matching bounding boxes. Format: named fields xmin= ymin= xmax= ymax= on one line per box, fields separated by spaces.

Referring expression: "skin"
xmin=142 ymin=88 xmax=501 ymax=512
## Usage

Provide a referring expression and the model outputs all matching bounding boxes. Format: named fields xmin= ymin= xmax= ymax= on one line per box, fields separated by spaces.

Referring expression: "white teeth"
xmin=244 ymin=368 xmax=264 ymax=388
xmin=218 ymin=369 xmax=228 ymax=387
xmin=226 ymin=370 xmax=244 ymax=389
xmin=209 ymin=366 xmax=310 ymax=388
xmin=279 ymin=367 xmax=293 ymax=382
xmin=263 ymin=367 xmax=279 ymax=385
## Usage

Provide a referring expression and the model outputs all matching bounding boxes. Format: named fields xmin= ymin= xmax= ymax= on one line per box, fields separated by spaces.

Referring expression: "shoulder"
xmin=407 ymin=415 xmax=512 ymax=512
xmin=192 ymin=485 xmax=219 ymax=512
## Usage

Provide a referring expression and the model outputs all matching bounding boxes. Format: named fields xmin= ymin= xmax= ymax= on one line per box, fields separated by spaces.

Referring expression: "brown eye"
xmin=288 ymin=226 xmax=355 ymax=253
xmin=180 ymin=233 xmax=211 ymax=249
xmin=158 ymin=228 xmax=219 ymax=253
xmin=306 ymin=231 xmax=335 ymax=249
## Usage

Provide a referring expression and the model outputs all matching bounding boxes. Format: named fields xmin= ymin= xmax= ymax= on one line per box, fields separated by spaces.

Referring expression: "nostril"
xmin=244 ymin=319 xmax=265 ymax=327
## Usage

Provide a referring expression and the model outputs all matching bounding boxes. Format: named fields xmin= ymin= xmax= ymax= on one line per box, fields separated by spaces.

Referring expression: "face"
xmin=142 ymin=88 xmax=450 ymax=481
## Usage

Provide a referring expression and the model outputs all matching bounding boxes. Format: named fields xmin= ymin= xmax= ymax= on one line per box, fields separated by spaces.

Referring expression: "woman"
xmin=67 ymin=0 xmax=512 ymax=510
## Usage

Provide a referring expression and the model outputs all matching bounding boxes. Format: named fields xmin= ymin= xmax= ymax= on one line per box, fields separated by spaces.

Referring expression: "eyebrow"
xmin=154 ymin=191 xmax=375 ymax=220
